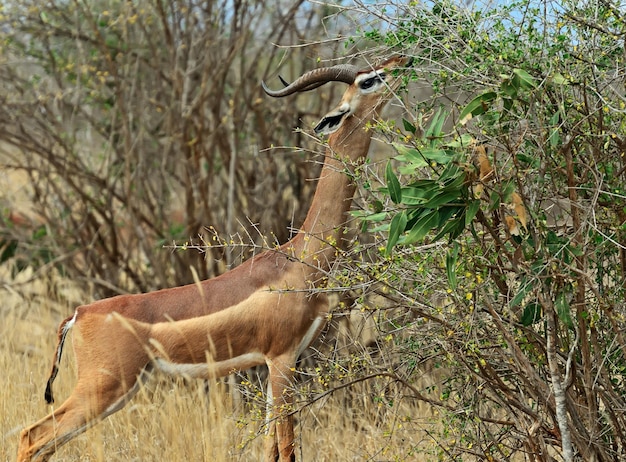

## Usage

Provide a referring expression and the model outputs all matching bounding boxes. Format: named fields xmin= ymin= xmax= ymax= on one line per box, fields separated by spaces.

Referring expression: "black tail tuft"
xmin=44 ymin=375 xmax=56 ymax=404
xmin=43 ymin=313 xmax=75 ymax=404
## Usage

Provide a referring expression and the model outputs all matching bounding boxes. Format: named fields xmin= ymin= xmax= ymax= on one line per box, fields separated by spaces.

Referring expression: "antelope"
xmin=17 ymin=55 xmax=412 ymax=462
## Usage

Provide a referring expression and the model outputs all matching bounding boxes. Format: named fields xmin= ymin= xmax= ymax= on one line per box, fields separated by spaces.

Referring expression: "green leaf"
xmin=424 ymin=190 xmax=460 ymax=210
xmin=406 ymin=178 xmax=439 ymax=189
xmin=0 ymin=240 xmax=17 ymax=264
xmin=432 ymin=216 xmax=465 ymax=242
xmin=440 ymin=172 xmax=466 ymax=191
xmin=399 ymin=187 xmax=429 ymax=205
xmin=448 ymin=218 xmax=466 ymax=240
xmin=444 ymin=134 xmax=474 ymax=149
xmin=371 ymin=199 xmax=384 ymax=213
xmin=425 ymin=107 xmax=446 ymax=140
xmin=357 ymin=212 xmax=388 ymax=222
xmin=400 ymin=209 xmax=439 ymax=245
xmin=511 ymin=277 xmax=533 ymax=308
xmin=437 ymin=205 xmax=463 ymax=227
xmin=370 ymin=223 xmax=390 ymax=233
xmin=420 ymin=148 xmax=455 ymax=164
xmin=549 ymin=111 xmax=560 ymax=126
xmin=520 ymin=302 xmax=542 ymax=326
xmin=385 ymin=162 xmax=402 ymax=204
xmin=402 ymin=118 xmax=416 ymax=134
xmin=459 ymin=91 xmax=497 ymax=125
xmin=501 ymin=181 xmax=516 ymax=202
xmin=33 ymin=225 xmax=47 ymax=240
xmin=398 ymin=180 xmax=439 ymax=204
xmin=567 ymin=244 xmax=583 ymax=257
xmin=398 ymin=163 xmax=425 ymax=175
xmin=548 ymin=128 xmax=560 ymax=149
xmin=386 ymin=211 xmax=407 ymax=255
xmin=550 ymin=72 xmax=568 ymax=85
xmin=439 ymin=163 xmax=462 ymax=182
xmin=512 ymin=68 xmax=537 ymax=90
xmin=446 ymin=242 xmax=460 ymax=290
xmin=489 ymin=190 xmax=501 ymax=211
xmin=548 ymin=111 xmax=561 ymax=148
xmin=394 ymin=145 xmax=427 ymax=167
xmin=500 ymin=79 xmax=517 ymax=97
xmin=503 ymin=97 xmax=514 ymax=112
xmin=465 ymin=200 xmax=480 ymax=226
xmin=556 ymin=291 xmax=574 ymax=329
xmin=516 ymin=152 xmax=539 ymax=168
xmin=386 ymin=162 xmax=402 ymax=204
xmin=395 ymin=146 xmax=457 ymax=168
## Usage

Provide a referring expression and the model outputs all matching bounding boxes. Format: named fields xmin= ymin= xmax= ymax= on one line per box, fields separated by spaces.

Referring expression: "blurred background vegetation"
xmin=0 ymin=0 xmax=356 ymax=294
xmin=2 ymin=0 xmax=626 ymax=460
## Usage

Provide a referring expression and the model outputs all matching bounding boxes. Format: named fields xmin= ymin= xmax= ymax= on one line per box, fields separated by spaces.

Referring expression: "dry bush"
xmin=0 ymin=0 xmax=355 ymax=296
xmin=337 ymin=1 xmax=626 ymax=460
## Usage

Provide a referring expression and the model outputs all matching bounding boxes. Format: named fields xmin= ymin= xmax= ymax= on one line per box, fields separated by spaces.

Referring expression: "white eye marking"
xmin=357 ymin=72 xmax=387 ymax=92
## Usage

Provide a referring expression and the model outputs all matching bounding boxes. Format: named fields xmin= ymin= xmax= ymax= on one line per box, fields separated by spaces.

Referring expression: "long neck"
xmin=285 ymin=114 xmax=373 ymax=272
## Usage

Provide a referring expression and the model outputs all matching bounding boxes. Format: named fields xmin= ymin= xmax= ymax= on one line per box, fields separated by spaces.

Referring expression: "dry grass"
xmin=1 ymin=267 xmax=438 ymax=462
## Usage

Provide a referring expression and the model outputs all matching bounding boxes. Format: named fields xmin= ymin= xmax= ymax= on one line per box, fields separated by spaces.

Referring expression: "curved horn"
xmin=262 ymin=64 xmax=359 ymax=98
xmin=275 ymin=75 xmax=326 ymax=94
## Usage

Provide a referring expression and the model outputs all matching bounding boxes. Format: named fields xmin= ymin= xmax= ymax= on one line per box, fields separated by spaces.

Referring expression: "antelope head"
xmin=262 ymin=55 xmax=413 ymax=135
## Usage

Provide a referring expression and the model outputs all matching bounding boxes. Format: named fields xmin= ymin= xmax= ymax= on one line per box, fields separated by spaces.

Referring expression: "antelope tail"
xmin=44 ymin=312 xmax=76 ymax=404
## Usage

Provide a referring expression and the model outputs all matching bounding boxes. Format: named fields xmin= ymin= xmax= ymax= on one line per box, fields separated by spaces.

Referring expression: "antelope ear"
xmin=314 ymin=104 xmax=351 ymax=135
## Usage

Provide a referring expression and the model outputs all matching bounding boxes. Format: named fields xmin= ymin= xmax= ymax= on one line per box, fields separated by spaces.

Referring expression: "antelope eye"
xmin=359 ymin=73 xmax=386 ymax=90
xmin=360 ymin=77 xmax=376 ymax=89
